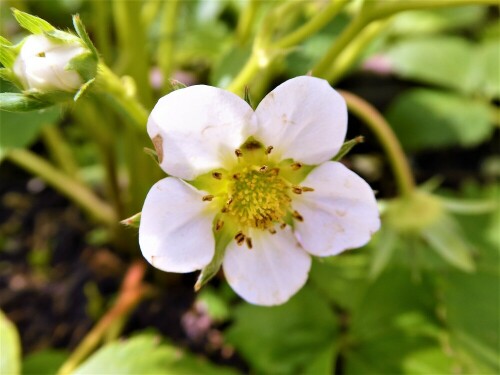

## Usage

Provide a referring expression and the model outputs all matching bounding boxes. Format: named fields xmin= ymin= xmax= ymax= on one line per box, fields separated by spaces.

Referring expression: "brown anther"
xmin=235 ymin=231 xmax=246 ymax=246
xmin=291 ymin=162 xmax=302 ymax=170
xmin=226 ymin=197 xmax=234 ymax=207
xmin=266 ymin=146 xmax=274 ymax=155
xmin=215 ymin=219 xmax=224 ymax=231
xmin=269 ymin=168 xmax=280 ymax=176
xmin=212 ymin=172 xmax=222 ymax=180
xmin=221 ymin=206 xmax=228 ymax=213
xmin=245 ymin=237 xmax=253 ymax=249
xmin=292 ymin=210 xmax=304 ymax=222
xmin=280 ymin=223 xmax=287 ymax=229
xmin=259 ymin=165 xmax=269 ymax=173
xmin=302 ymin=186 xmax=315 ymax=192
xmin=292 ymin=186 xmax=302 ymax=195
xmin=235 ymin=149 xmax=243 ymax=157
xmin=232 ymin=173 xmax=241 ymax=180
xmin=202 ymin=195 xmax=214 ymax=201
xmin=269 ymin=228 xmax=277 ymax=234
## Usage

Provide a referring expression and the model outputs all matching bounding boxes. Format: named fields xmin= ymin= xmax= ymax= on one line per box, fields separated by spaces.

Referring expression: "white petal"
xmin=223 ymin=228 xmax=311 ymax=306
xmin=148 ymin=86 xmax=257 ymax=180
xmin=139 ymin=177 xmax=216 ymax=273
xmin=293 ymin=161 xmax=380 ymax=256
xmin=14 ymin=34 xmax=84 ymax=91
xmin=254 ymin=76 xmax=347 ymax=165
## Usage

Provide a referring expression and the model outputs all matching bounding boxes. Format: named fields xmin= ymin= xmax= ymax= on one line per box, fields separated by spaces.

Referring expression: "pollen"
xmin=225 ymin=166 xmax=291 ymax=230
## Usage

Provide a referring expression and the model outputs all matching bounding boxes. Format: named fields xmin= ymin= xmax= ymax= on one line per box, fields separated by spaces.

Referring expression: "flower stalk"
xmin=338 ymin=90 xmax=415 ymax=197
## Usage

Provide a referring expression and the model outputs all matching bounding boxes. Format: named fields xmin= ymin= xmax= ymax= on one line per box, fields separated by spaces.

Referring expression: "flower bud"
xmin=13 ymin=34 xmax=90 ymax=92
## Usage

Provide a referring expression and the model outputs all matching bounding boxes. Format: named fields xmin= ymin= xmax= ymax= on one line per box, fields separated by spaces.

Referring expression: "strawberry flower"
xmin=139 ymin=76 xmax=380 ymax=306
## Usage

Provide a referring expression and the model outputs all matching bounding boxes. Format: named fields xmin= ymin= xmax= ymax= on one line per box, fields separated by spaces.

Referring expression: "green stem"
xmin=339 ymin=90 xmax=415 ymax=197
xmin=92 ymin=0 xmax=113 ymax=64
xmin=7 ymin=149 xmax=117 ymax=226
xmin=236 ymin=0 xmax=260 ymax=45
xmin=112 ymin=0 xmax=153 ymax=108
xmin=97 ymin=64 xmax=149 ymax=130
xmin=228 ymin=0 xmax=349 ymax=94
xmin=73 ymin=101 xmax=124 ymax=219
xmin=366 ymin=0 xmax=499 ymax=20
xmin=326 ymin=18 xmax=391 ymax=84
xmin=314 ymin=0 xmax=497 ymax=79
xmin=57 ymin=261 xmax=147 ymax=375
xmin=312 ymin=14 xmax=366 ymax=78
xmin=226 ymin=52 xmax=260 ymax=95
xmin=276 ymin=0 xmax=349 ymax=49
xmin=40 ymin=125 xmax=80 ymax=179
xmin=158 ymin=0 xmax=180 ymax=94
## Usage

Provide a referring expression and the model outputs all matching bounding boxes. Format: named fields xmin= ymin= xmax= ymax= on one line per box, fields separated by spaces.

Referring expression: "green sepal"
xmin=0 ymin=92 xmax=53 ymax=112
xmin=143 ymin=147 xmax=159 ymax=164
xmin=74 ymin=78 xmax=95 ymax=102
xmin=72 ymin=14 xmax=99 ymax=59
xmin=0 ymin=40 xmax=17 ymax=68
xmin=66 ymin=51 xmax=98 ymax=82
xmin=421 ymin=214 xmax=475 ymax=273
xmin=244 ymin=86 xmax=253 ymax=109
xmin=332 ymin=136 xmax=364 ymax=161
xmin=11 ymin=8 xmax=55 ymax=34
xmin=0 ymin=68 xmax=21 ymax=88
xmin=30 ymin=89 xmax=74 ymax=104
xmin=194 ymin=222 xmax=235 ymax=291
xmin=169 ymin=79 xmax=187 ymax=90
xmin=120 ymin=212 xmax=141 ymax=228
xmin=44 ymin=29 xmax=80 ymax=44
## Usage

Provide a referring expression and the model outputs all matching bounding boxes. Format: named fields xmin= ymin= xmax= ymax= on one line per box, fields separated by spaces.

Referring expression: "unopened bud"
xmin=13 ymin=34 xmax=94 ymax=93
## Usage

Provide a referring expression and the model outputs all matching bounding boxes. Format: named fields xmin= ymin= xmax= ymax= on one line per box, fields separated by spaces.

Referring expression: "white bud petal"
xmin=13 ymin=34 xmax=86 ymax=92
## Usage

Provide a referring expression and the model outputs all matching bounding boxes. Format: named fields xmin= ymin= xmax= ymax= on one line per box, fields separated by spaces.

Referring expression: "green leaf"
xmin=226 ymin=287 xmax=338 ymax=374
xmin=12 ymin=8 xmax=55 ymax=34
xmin=345 ymin=269 xmax=447 ymax=374
xmin=0 ymin=106 xmax=60 ymax=160
xmin=385 ymin=36 xmax=473 ymax=93
xmin=389 ymin=6 xmax=488 ymax=36
xmin=421 ymin=214 xmax=475 ymax=272
xmin=473 ymin=40 xmax=500 ymax=100
xmin=73 ymin=333 xmax=237 ymax=375
xmin=0 ymin=310 xmax=21 ymax=375
xmin=386 ymin=89 xmax=493 ymax=151
xmin=22 ymin=350 xmax=68 ymax=375
xmin=309 ymin=253 xmax=370 ymax=311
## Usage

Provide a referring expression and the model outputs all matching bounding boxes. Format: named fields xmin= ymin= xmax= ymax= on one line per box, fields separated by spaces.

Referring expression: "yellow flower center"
xmin=192 ymin=138 xmax=314 ymax=248
xmin=226 ymin=166 xmax=291 ymax=230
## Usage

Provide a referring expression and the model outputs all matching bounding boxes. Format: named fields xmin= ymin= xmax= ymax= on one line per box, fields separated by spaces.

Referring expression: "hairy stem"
xmin=40 ymin=125 xmax=80 ymax=179
xmin=158 ymin=0 xmax=180 ymax=94
xmin=339 ymin=90 xmax=415 ymax=197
